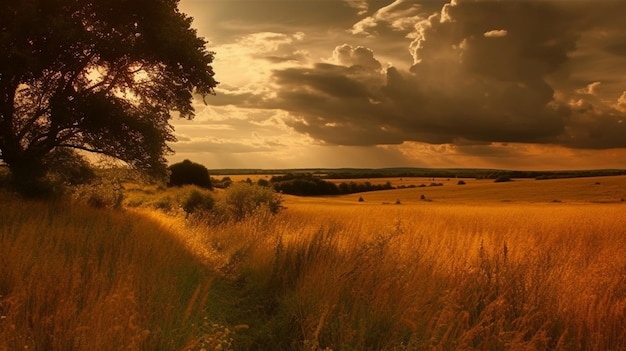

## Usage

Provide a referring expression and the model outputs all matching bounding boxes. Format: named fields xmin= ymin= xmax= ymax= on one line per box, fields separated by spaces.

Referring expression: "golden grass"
xmin=199 ymin=192 xmax=626 ymax=350
xmin=2 ymin=175 xmax=625 ymax=350
xmin=0 ymin=194 xmax=218 ymax=351
xmin=323 ymin=175 xmax=626 ymax=204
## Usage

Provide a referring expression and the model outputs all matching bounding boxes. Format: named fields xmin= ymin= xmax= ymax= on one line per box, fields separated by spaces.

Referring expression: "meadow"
xmin=1 ymin=175 xmax=625 ymax=350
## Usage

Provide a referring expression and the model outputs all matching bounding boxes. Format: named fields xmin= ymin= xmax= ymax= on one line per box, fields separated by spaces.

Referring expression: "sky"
xmin=169 ymin=0 xmax=626 ymax=170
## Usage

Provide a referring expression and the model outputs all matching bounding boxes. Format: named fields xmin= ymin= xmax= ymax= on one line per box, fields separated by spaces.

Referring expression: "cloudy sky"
xmin=169 ymin=0 xmax=626 ymax=170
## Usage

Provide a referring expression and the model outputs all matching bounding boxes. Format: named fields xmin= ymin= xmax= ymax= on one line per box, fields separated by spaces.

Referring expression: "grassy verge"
xmin=0 ymin=193 xmax=223 ymax=351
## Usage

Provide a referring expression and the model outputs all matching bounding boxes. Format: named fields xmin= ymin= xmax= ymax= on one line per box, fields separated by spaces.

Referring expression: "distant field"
xmin=278 ymin=175 xmax=626 ymax=205
xmin=216 ymin=174 xmax=626 ymax=204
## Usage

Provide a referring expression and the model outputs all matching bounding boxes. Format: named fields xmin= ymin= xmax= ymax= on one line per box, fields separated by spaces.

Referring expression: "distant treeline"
xmin=207 ymin=168 xmax=626 ymax=197
xmin=270 ymin=174 xmax=393 ymax=196
xmin=322 ymin=168 xmax=626 ymax=180
xmin=209 ymin=167 xmax=626 ymax=180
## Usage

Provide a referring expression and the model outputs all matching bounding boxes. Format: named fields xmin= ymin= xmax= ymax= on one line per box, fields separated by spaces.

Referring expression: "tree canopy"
xmin=0 ymin=0 xmax=217 ymax=195
xmin=168 ymin=159 xmax=212 ymax=189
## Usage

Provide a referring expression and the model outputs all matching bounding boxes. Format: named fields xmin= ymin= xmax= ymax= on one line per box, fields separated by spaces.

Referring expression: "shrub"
xmin=182 ymin=189 xmax=214 ymax=216
xmin=272 ymin=174 xmax=340 ymax=196
xmin=215 ymin=183 xmax=282 ymax=222
xmin=79 ymin=180 xmax=124 ymax=209
xmin=44 ymin=148 xmax=95 ymax=185
xmin=168 ymin=160 xmax=212 ymax=188
xmin=457 ymin=180 xmax=466 ymax=185
xmin=153 ymin=196 xmax=174 ymax=212
xmin=211 ymin=177 xmax=232 ymax=189
xmin=494 ymin=175 xmax=512 ymax=183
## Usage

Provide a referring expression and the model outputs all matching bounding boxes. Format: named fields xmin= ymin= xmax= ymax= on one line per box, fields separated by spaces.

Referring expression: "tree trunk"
xmin=6 ymin=153 xmax=50 ymax=197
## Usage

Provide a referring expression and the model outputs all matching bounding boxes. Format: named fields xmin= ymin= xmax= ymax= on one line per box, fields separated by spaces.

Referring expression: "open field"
xmin=219 ymin=174 xmax=626 ymax=204
xmin=1 ymin=175 xmax=625 ymax=350
xmin=287 ymin=175 xmax=626 ymax=205
xmin=200 ymin=178 xmax=626 ymax=350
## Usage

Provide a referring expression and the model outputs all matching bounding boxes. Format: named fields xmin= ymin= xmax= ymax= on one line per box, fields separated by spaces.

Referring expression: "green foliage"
xmin=214 ymin=183 xmax=283 ymax=222
xmin=182 ymin=189 xmax=215 ymax=216
xmin=211 ymin=176 xmax=233 ymax=189
xmin=168 ymin=159 xmax=212 ymax=189
xmin=338 ymin=180 xmax=394 ymax=194
xmin=44 ymin=148 xmax=95 ymax=185
xmin=71 ymin=168 xmax=130 ymax=209
xmin=0 ymin=149 xmax=95 ymax=198
xmin=152 ymin=195 xmax=174 ymax=212
xmin=270 ymin=173 xmax=395 ymax=196
xmin=0 ymin=0 xmax=218 ymax=196
xmin=76 ymin=179 xmax=125 ymax=209
xmin=271 ymin=174 xmax=339 ymax=196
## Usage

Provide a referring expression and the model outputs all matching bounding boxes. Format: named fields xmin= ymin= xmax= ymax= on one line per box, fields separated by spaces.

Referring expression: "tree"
xmin=0 ymin=0 xmax=217 ymax=195
xmin=168 ymin=159 xmax=211 ymax=188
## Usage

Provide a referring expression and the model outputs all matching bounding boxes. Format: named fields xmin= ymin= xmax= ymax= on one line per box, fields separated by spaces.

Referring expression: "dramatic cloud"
xmin=344 ymin=0 xmax=369 ymax=15
xmin=350 ymin=0 xmax=425 ymax=36
xmin=260 ymin=0 xmax=626 ymax=150
xmin=173 ymin=0 xmax=626 ymax=169
xmin=329 ymin=44 xmax=382 ymax=71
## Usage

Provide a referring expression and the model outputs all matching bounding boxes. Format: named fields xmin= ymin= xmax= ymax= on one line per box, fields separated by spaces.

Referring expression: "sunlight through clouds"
xmin=174 ymin=0 xmax=626 ymax=170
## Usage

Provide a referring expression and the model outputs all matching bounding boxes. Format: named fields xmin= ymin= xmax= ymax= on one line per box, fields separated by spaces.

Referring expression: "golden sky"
xmin=169 ymin=0 xmax=626 ymax=170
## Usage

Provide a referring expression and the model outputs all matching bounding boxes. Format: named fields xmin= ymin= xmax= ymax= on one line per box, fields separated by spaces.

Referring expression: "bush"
xmin=211 ymin=177 xmax=232 ymax=189
xmin=168 ymin=160 xmax=212 ymax=188
xmin=494 ymin=175 xmax=512 ymax=183
xmin=44 ymin=148 xmax=95 ymax=185
xmin=272 ymin=174 xmax=340 ymax=196
xmin=215 ymin=183 xmax=282 ymax=222
xmin=457 ymin=180 xmax=466 ymax=185
xmin=74 ymin=178 xmax=124 ymax=209
xmin=153 ymin=196 xmax=174 ymax=212
xmin=182 ymin=189 xmax=214 ymax=216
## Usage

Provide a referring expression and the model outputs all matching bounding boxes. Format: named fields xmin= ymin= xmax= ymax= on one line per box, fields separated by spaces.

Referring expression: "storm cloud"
xmin=255 ymin=0 xmax=626 ymax=149
xmin=175 ymin=0 xmax=626 ymax=169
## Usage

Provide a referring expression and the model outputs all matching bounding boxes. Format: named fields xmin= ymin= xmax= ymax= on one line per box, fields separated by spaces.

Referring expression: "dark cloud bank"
xmin=217 ymin=0 xmax=626 ymax=151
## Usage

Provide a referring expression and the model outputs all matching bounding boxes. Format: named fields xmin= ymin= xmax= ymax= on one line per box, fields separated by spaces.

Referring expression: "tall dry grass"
xmin=0 ymin=193 xmax=220 ymax=351
xmin=2 ymin=180 xmax=625 ymax=350
xmin=198 ymin=202 xmax=626 ymax=350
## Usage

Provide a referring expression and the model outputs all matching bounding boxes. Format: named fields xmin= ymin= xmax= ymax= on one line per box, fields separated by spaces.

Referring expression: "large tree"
xmin=0 ymin=0 xmax=217 ymax=194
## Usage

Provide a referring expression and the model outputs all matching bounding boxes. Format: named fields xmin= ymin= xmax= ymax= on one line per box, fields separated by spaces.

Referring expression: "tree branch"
xmin=57 ymin=143 xmax=114 ymax=156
